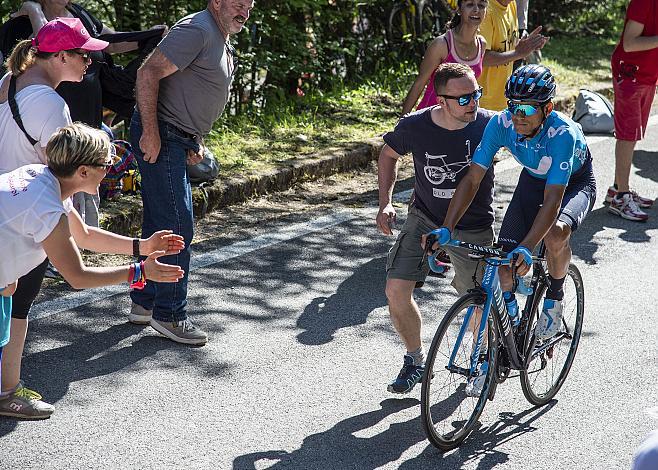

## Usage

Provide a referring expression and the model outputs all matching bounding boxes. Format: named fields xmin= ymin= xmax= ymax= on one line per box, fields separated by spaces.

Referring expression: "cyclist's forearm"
xmin=378 ymin=148 xmax=399 ymax=208
xmin=520 ymin=202 xmax=560 ymax=250
xmin=443 ymin=177 xmax=479 ymax=231
xmin=443 ymin=166 xmax=486 ymax=231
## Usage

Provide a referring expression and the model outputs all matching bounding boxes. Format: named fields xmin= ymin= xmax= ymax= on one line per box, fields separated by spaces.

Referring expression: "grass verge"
xmin=207 ymin=34 xmax=616 ymax=179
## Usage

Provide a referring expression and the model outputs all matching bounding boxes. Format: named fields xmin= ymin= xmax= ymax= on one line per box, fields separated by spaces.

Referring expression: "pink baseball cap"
xmin=31 ymin=17 xmax=108 ymax=53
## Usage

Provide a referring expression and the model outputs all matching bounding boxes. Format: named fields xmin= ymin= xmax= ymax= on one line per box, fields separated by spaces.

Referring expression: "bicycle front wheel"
xmin=421 ymin=293 xmax=497 ymax=451
xmin=520 ymin=263 xmax=585 ymax=406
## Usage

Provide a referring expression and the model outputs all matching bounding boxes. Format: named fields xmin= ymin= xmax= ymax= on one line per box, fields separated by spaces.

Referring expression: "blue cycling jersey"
xmin=471 ymin=110 xmax=590 ymax=186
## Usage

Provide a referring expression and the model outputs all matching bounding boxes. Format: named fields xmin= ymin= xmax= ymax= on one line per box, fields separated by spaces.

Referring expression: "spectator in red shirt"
xmin=608 ymin=0 xmax=658 ymax=221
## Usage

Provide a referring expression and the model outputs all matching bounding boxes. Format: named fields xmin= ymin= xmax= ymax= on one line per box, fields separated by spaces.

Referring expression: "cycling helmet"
xmin=505 ymin=64 xmax=556 ymax=103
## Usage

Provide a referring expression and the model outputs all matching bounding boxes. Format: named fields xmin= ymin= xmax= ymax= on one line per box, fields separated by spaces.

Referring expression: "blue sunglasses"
xmin=507 ymin=101 xmax=543 ymax=117
xmin=440 ymin=88 xmax=483 ymax=106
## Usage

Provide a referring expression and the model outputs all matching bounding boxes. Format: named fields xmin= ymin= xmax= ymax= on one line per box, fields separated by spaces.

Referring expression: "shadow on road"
xmin=570 ymin=203 xmax=658 ymax=265
xmin=0 ymin=316 xmax=226 ymax=438
xmin=296 ymin=256 xmax=387 ymax=345
xmin=233 ymin=398 xmax=556 ymax=470
xmin=634 ymin=150 xmax=658 ymax=190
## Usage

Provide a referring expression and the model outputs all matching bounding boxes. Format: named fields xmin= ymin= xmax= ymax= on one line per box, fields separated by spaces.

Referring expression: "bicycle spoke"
xmin=521 ymin=264 xmax=584 ymax=406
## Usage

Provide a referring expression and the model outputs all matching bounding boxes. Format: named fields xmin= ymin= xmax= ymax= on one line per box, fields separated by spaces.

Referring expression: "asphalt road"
xmin=2 ymin=111 xmax=658 ymax=470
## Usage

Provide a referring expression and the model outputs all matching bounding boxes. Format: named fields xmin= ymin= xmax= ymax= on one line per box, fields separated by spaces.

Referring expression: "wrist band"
xmin=133 ymin=238 xmax=140 ymax=258
xmin=129 ymin=261 xmax=146 ymax=290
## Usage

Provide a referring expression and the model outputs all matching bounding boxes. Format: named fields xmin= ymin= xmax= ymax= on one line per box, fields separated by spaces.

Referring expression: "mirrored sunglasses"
xmin=440 ymin=88 xmax=483 ymax=106
xmin=507 ymin=101 xmax=541 ymax=117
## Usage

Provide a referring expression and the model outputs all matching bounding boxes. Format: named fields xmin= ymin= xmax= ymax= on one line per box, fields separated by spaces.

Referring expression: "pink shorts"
xmin=613 ymin=79 xmax=656 ymax=141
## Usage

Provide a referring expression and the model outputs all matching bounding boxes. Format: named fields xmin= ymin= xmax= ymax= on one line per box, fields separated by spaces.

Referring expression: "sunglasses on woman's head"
xmin=507 ymin=101 xmax=542 ymax=117
xmin=439 ymin=87 xmax=483 ymax=106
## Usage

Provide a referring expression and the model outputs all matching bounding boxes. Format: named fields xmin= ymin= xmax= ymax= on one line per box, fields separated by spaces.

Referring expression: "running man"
xmin=377 ymin=63 xmax=496 ymax=394
xmin=430 ymin=64 xmax=596 ymax=393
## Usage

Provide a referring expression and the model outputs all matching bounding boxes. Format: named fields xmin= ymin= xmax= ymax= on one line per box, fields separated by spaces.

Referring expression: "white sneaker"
xmin=536 ymin=299 xmax=563 ymax=340
xmin=608 ymin=193 xmax=649 ymax=221
xmin=465 ymin=360 xmax=488 ymax=397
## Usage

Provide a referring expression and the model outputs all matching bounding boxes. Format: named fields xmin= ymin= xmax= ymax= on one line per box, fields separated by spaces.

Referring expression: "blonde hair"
xmin=5 ymin=39 xmax=54 ymax=76
xmin=47 ymin=123 xmax=112 ymax=177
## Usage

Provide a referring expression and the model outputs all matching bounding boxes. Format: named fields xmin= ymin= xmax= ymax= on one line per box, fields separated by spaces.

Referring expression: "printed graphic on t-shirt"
xmin=495 ymin=28 xmax=518 ymax=53
xmin=423 ymin=140 xmax=472 ymax=199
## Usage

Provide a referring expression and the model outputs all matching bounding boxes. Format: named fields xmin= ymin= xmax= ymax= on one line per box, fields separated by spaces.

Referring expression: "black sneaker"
xmin=387 ymin=354 xmax=424 ymax=394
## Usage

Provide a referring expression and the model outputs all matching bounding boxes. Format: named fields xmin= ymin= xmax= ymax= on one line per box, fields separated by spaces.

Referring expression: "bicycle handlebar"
xmin=425 ymin=233 xmax=542 ymax=295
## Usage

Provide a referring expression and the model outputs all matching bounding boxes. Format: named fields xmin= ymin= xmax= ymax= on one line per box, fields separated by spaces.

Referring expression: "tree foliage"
xmin=0 ymin=0 xmax=627 ymax=116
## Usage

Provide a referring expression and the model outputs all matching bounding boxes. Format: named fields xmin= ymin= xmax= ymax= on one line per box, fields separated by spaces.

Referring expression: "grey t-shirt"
xmin=383 ymin=107 xmax=495 ymax=231
xmin=157 ymin=9 xmax=233 ymax=136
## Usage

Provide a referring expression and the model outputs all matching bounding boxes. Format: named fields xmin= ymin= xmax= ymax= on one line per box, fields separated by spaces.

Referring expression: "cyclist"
xmin=429 ymin=64 xmax=596 ymax=393
xmin=377 ymin=63 xmax=496 ymax=394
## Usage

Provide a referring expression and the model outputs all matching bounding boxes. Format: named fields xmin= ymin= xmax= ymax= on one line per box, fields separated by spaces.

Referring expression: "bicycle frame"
xmin=439 ymin=240 xmax=528 ymax=378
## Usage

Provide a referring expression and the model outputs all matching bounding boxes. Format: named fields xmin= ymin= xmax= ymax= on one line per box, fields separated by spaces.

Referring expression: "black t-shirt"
xmin=383 ymin=107 xmax=495 ymax=230
xmin=0 ymin=4 xmax=104 ymax=127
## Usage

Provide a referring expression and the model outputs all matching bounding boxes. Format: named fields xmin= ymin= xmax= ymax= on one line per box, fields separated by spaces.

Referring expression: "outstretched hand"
xmin=142 ymin=251 xmax=185 ymax=283
xmin=143 ymin=230 xmax=185 ymax=256
xmin=515 ymin=26 xmax=549 ymax=59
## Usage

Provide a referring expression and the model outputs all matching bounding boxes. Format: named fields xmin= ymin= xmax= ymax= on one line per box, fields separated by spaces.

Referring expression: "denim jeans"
xmin=129 ymin=111 xmax=198 ymax=322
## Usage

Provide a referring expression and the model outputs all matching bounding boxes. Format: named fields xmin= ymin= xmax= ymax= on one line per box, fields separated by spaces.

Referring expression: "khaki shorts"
xmin=386 ymin=205 xmax=495 ymax=295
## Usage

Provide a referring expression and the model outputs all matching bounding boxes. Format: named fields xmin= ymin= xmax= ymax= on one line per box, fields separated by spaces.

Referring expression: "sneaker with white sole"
xmin=535 ymin=299 xmax=564 ymax=341
xmin=0 ymin=383 xmax=55 ymax=420
xmin=605 ymin=186 xmax=653 ymax=209
xmin=465 ymin=358 xmax=488 ymax=397
xmin=608 ymin=193 xmax=649 ymax=221
xmin=150 ymin=318 xmax=208 ymax=345
xmin=129 ymin=303 xmax=152 ymax=325
xmin=387 ymin=354 xmax=425 ymax=394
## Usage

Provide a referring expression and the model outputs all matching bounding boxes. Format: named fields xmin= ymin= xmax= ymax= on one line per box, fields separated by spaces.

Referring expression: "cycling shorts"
xmin=497 ymin=159 xmax=596 ymax=253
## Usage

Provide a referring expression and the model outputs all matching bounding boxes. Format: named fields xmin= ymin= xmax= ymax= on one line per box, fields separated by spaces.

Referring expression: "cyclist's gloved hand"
xmin=422 ymin=227 xmax=451 ymax=252
xmin=508 ymin=246 xmax=533 ymax=274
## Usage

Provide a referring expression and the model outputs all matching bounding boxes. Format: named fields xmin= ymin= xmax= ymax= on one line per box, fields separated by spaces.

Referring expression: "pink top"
xmin=417 ymin=30 xmax=486 ymax=110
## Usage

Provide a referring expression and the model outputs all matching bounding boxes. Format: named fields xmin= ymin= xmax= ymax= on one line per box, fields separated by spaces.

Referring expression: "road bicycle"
xmin=387 ymin=0 xmax=455 ymax=56
xmin=419 ymin=234 xmax=585 ymax=450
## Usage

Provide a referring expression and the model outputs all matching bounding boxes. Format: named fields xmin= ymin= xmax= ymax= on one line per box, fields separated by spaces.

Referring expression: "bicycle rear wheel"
xmin=421 ymin=293 xmax=497 ymax=451
xmin=520 ymin=263 xmax=584 ymax=406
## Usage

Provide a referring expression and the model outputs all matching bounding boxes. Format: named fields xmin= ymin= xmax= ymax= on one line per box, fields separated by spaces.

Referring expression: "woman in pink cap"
xmin=0 ymin=17 xmax=107 ymax=420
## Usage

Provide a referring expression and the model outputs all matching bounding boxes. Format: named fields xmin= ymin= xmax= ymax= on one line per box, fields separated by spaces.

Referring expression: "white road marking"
xmin=30 ymin=113 xmax=658 ymax=320
xmin=31 ymin=211 xmax=357 ymax=320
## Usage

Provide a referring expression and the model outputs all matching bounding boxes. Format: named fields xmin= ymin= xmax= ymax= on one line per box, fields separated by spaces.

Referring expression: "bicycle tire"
xmin=418 ymin=0 xmax=453 ymax=36
xmin=421 ymin=293 xmax=498 ymax=451
xmin=520 ymin=263 xmax=584 ymax=406
xmin=388 ymin=3 xmax=416 ymax=47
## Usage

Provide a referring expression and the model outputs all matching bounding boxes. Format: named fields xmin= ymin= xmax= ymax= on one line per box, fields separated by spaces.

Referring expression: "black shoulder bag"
xmin=8 ymin=75 xmax=38 ymax=146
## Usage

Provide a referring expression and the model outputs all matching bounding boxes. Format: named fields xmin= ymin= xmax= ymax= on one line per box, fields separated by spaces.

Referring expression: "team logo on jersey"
xmin=547 ymin=125 xmax=569 ymax=138
xmin=423 ymin=141 xmax=472 ymax=187
xmin=498 ymin=112 xmax=514 ymax=129
xmin=530 ymin=155 xmax=553 ymax=175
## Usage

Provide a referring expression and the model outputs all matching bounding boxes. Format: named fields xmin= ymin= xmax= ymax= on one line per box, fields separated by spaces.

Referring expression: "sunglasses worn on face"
xmin=68 ymin=50 xmax=90 ymax=61
xmin=507 ymin=101 xmax=542 ymax=117
xmin=440 ymin=88 xmax=483 ymax=106
xmin=88 ymin=159 xmax=113 ymax=174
